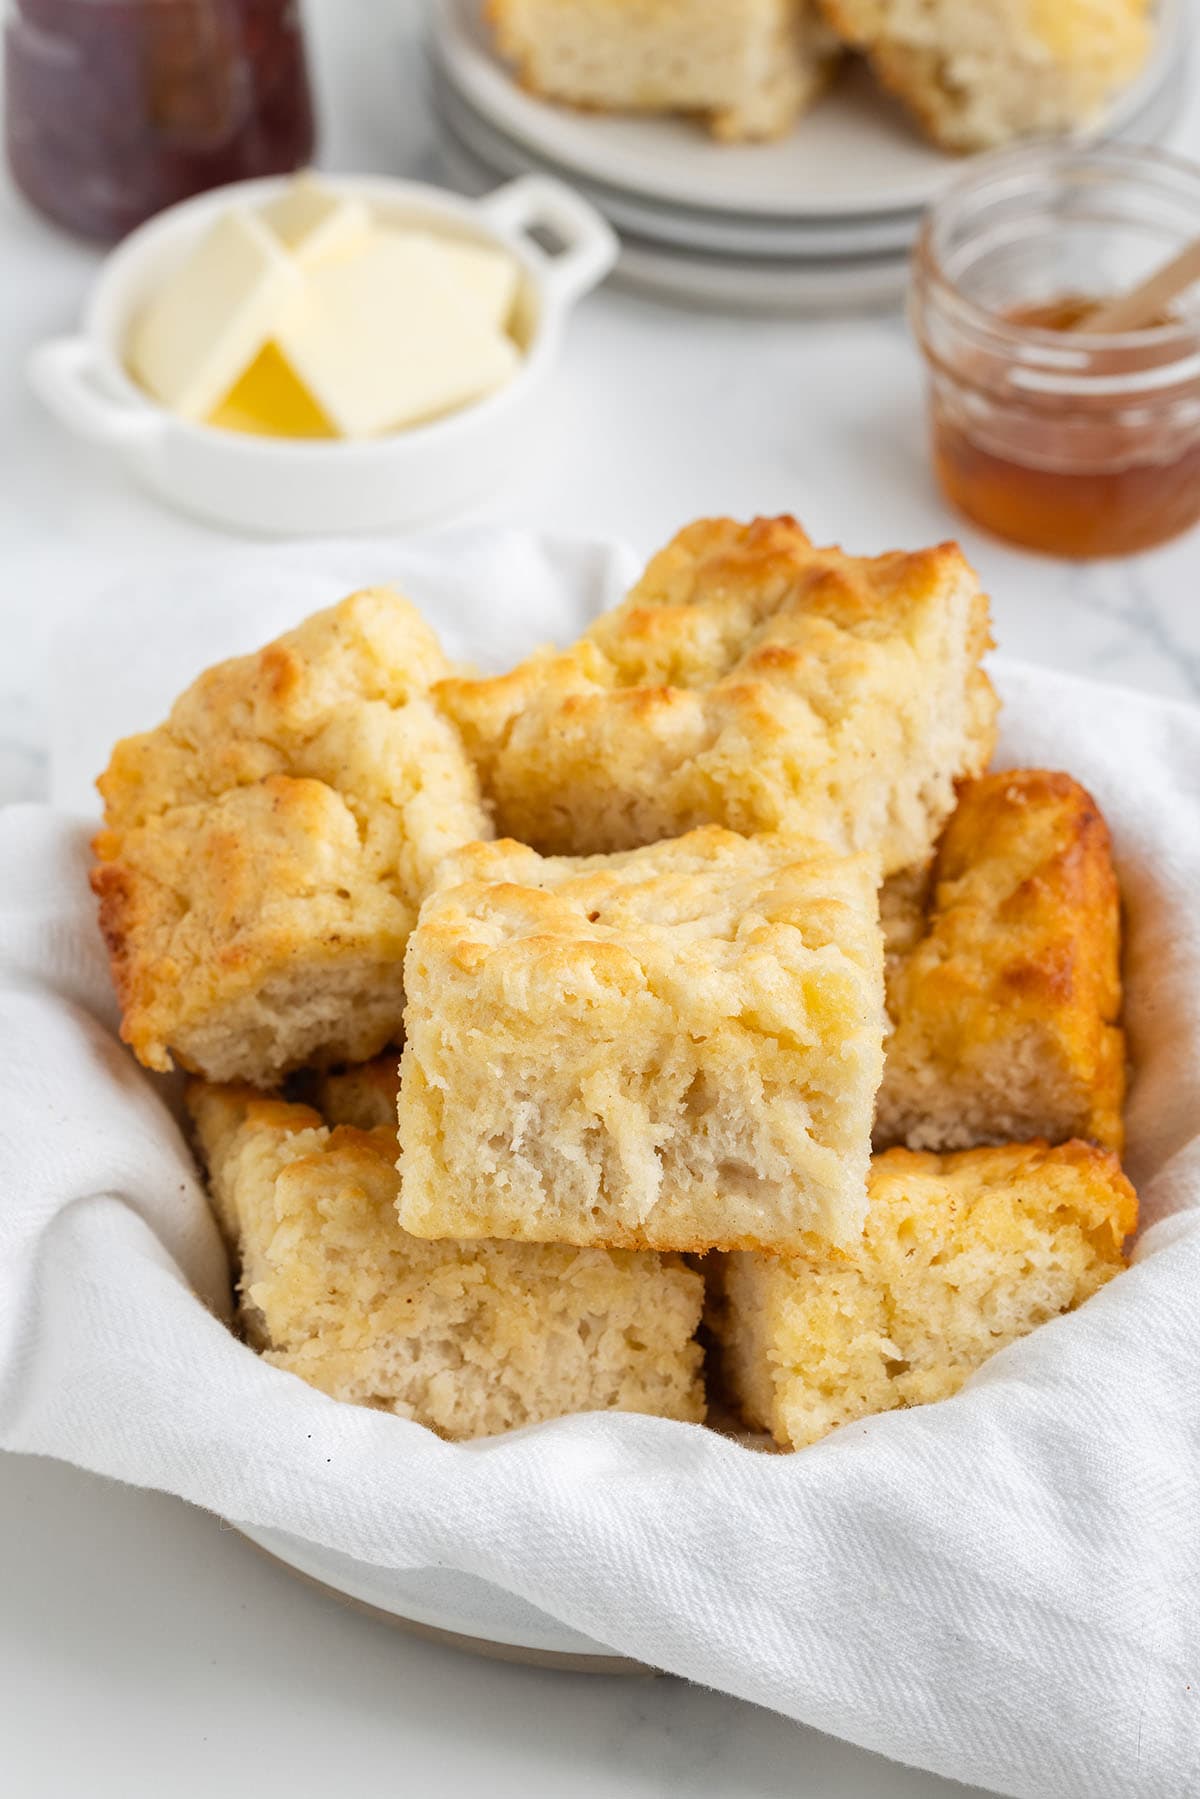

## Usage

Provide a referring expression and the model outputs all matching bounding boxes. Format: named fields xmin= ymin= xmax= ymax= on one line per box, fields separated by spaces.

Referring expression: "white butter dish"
xmin=27 ymin=172 xmax=616 ymax=536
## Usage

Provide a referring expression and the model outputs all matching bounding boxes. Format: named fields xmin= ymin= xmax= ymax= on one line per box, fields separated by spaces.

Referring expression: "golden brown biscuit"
xmin=439 ymin=516 xmax=997 ymax=878
xmin=188 ymin=1081 xmax=704 ymax=1440
xmin=819 ymin=0 xmax=1152 ymax=151
xmin=93 ymin=589 xmax=490 ymax=1085
xmin=488 ymin=0 xmax=841 ymax=142
xmin=709 ymin=1139 xmax=1136 ymax=1450
xmin=876 ymin=770 xmax=1125 ymax=1154
xmin=303 ymin=1054 xmax=402 ymax=1133
xmin=397 ymin=826 xmax=885 ymax=1254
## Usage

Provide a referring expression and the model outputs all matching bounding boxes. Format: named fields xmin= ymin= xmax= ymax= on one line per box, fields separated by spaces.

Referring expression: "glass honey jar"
xmin=910 ymin=143 xmax=1200 ymax=559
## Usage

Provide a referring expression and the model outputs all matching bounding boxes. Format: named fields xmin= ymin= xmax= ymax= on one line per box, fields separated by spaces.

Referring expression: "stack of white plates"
xmin=428 ymin=0 xmax=1190 ymax=313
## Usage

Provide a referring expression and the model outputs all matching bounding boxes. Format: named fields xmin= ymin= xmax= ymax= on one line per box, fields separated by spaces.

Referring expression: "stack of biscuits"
xmin=487 ymin=0 xmax=1154 ymax=151
xmin=92 ymin=515 xmax=1136 ymax=1448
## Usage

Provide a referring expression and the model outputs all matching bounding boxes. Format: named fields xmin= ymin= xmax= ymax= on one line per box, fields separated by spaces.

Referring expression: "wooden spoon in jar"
xmin=1080 ymin=236 xmax=1200 ymax=333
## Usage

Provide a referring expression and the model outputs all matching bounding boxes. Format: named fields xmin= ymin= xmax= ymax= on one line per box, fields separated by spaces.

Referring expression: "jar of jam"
xmin=910 ymin=144 xmax=1200 ymax=558
xmin=5 ymin=0 xmax=315 ymax=243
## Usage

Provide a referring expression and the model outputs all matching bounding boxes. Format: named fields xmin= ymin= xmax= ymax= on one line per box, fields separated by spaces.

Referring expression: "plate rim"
xmin=234 ymin=1518 xmax=651 ymax=1668
xmin=437 ymin=132 xmax=911 ymax=315
xmin=431 ymin=68 xmax=925 ymax=259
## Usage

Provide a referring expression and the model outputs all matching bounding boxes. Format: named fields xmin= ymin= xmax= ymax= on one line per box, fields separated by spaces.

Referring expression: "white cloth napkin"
xmin=3 ymin=530 xmax=1199 ymax=1799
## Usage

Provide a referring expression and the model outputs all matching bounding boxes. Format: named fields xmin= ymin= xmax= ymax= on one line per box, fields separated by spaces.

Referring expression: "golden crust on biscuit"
xmin=397 ymin=825 xmax=885 ymax=1254
xmin=488 ymin=0 xmax=841 ymax=142
xmin=710 ymin=1138 xmax=1136 ymax=1450
xmin=188 ymin=1080 xmax=704 ymax=1439
xmin=877 ymin=769 xmax=1125 ymax=1154
xmin=819 ymin=0 xmax=1152 ymax=151
xmin=439 ymin=516 xmax=997 ymax=878
xmin=93 ymin=589 xmax=490 ymax=1085
xmin=302 ymin=1053 xmax=403 ymax=1133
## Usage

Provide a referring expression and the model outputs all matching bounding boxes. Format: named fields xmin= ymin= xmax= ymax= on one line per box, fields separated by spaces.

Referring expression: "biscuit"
xmin=488 ymin=0 xmax=841 ymax=142
xmin=819 ymin=0 xmax=1152 ymax=151
xmin=710 ymin=1139 xmax=1136 ymax=1450
xmin=188 ymin=1080 xmax=705 ymax=1439
xmin=397 ymin=826 xmax=885 ymax=1253
xmin=438 ymin=516 xmax=997 ymax=877
xmin=93 ymin=589 xmax=490 ymax=1085
xmin=303 ymin=1054 xmax=402 ymax=1133
xmin=876 ymin=770 xmax=1125 ymax=1153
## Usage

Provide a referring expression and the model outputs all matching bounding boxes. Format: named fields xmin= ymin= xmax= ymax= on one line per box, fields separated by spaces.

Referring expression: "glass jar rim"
xmin=914 ymin=140 xmax=1200 ymax=367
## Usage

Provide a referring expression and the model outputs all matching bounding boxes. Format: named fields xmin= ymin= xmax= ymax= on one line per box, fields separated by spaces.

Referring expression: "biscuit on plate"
xmin=819 ymin=0 xmax=1152 ymax=151
xmin=708 ymin=1139 xmax=1136 ymax=1451
xmin=92 ymin=589 xmax=490 ymax=1086
xmin=488 ymin=0 xmax=841 ymax=142
xmin=438 ymin=516 xmax=997 ymax=877
xmin=188 ymin=1080 xmax=705 ymax=1439
xmin=876 ymin=770 xmax=1125 ymax=1154
xmin=396 ymin=826 xmax=885 ymax=1254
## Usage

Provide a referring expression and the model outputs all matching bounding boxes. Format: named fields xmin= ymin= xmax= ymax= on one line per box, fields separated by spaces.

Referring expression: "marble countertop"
xmin=1 ymin=3 xmax=1196 ymax=1795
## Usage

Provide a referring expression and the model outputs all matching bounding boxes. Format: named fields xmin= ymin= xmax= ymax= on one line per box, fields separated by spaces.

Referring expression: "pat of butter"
xmin=424 ymin=234 xmax=520 ymax=331
xmin=260 ymin=174 xmax=371 ymax=267
xmin=128 ymin=209 xmax=299 ymax=422
xmin=208 ymin=343 xmax=336 ymax=438
xmin=275 ymin=233 xmax=520 ymax=439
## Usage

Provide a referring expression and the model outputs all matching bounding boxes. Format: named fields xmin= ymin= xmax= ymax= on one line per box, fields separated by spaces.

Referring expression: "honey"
xmin=931 ymin=298 xmax=1200 ymax=558
xmin=909 ymin=143 xmax=1200 ymax=562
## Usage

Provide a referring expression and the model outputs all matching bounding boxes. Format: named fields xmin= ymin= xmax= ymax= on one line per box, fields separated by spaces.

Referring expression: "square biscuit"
xmin=303 ymin=1053 xmax=402 ymax=1133
xmin=438 ymin=516 xmax=997 ymax=878
xmin=188 ymin=1080 xmax=705 ymax=1440
xmin=710 ymin=1139 xmax=1136 ymax=1450
xmin=93 ymin=589 xmax=490 ymax=1086
xmin=819 ymin=0 xmax=1151 ymax=152
xmin=489 ymin=0 xmax=841 ymax=142
xmin=876 ymin=770 xmax=1125 ymax=1154
xmin=397 ymin=826 xmax=885 ymax=1253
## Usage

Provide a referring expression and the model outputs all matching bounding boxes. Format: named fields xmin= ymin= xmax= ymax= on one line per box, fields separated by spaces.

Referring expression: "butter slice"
xmin=128 ymin=209 xmax=298 ymax=422
xmin=275 ymin=233 xmax=520 ymax=439
xmin=424 ymin=234 xmax=520 ymax=331
xmin=260 ymin=174 xmax=371 ymax=267
xmin=208 ymin=343 xmax=336 ymax=438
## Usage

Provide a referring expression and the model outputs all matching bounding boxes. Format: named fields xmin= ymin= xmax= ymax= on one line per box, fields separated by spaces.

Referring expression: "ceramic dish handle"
xmin=28 ymin=339 xmax=166 ymax=451
xmin=479 ymin=176 xmax=618 ymax=308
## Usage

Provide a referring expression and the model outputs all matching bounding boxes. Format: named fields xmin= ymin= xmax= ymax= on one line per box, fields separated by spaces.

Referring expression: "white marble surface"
xmin=0 ymin=3 xmax=1197 ymax=1794
xmin=3 ymin=1455 xmax=989 ymax=1799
